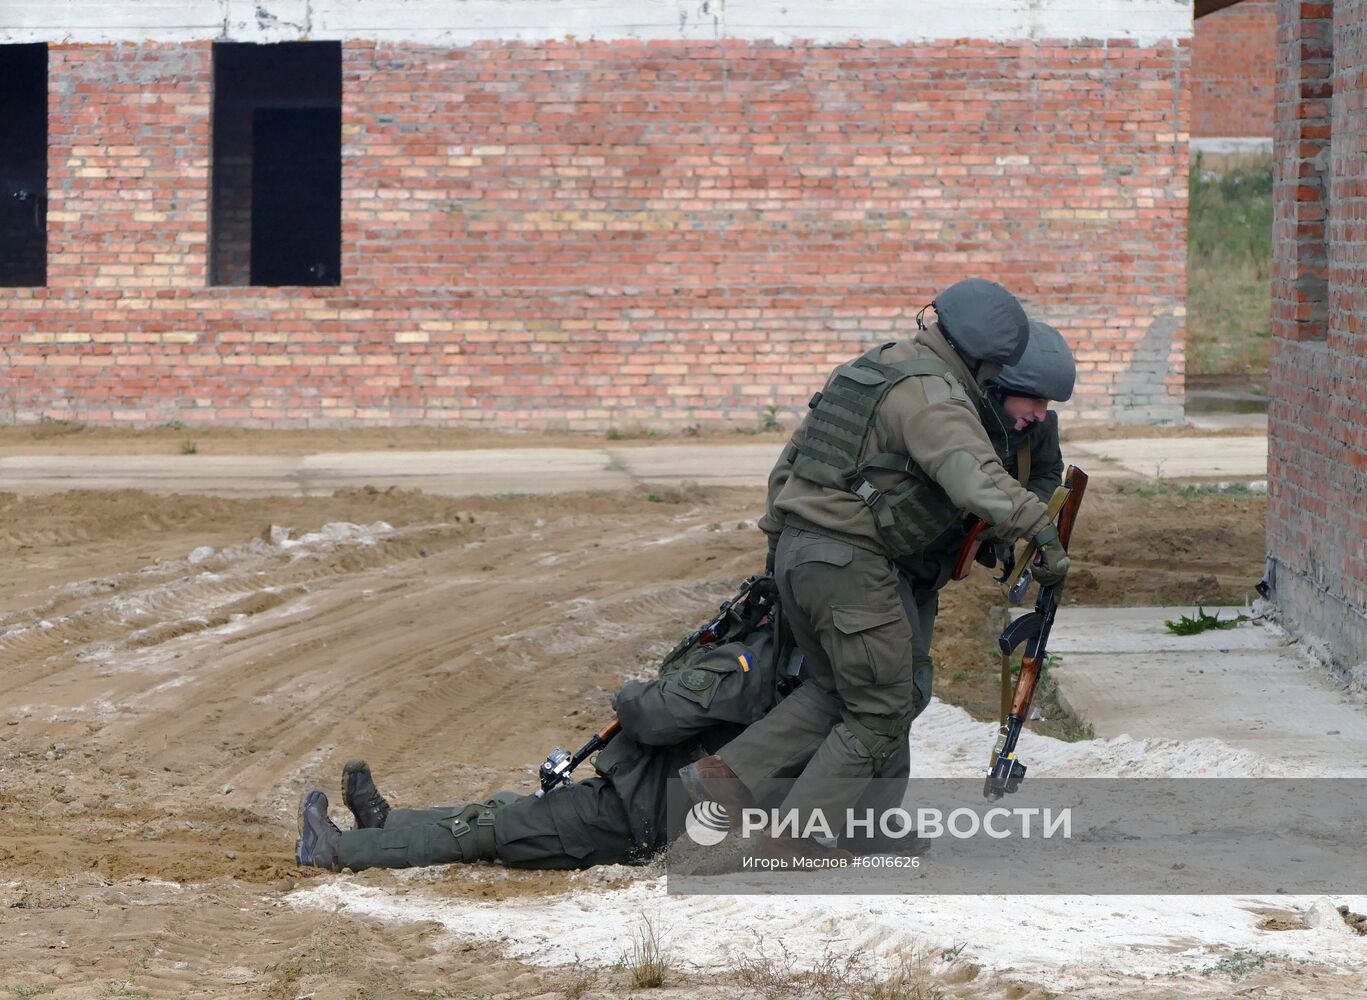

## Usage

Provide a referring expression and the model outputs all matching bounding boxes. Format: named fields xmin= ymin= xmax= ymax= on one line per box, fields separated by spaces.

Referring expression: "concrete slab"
xmin=1066 ymin=435 xmax=1267 ymax=480
xmin=1183 ymin=413 xmax=1268 ymax=433
xmin=1049 ymin=607 xmax=1367 ymax=769
xmin=0 ymin=450 xmax=635 ymax=498
xmin=0 ymin=433 xmax=1269 ymax=497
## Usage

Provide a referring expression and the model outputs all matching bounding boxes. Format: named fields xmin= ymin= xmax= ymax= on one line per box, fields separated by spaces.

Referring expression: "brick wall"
xmin=1269 ymin=0 xmax=1367 ymax=677
xmin=1 ymin=37 xmax=1189 ymax=429
xmin=1192 ymin=0 xmax=1276 ymax=139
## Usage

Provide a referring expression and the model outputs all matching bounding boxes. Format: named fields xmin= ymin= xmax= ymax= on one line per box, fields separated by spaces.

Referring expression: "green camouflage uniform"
xmin=337 ymin=623 xmax=784 ymax=871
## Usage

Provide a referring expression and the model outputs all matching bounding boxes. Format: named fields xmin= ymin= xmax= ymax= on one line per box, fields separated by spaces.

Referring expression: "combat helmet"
xmin=930 ymin=278 xmax=1029 ymax=367
xmin=990 ymin=320 xmax=1075 ymax=402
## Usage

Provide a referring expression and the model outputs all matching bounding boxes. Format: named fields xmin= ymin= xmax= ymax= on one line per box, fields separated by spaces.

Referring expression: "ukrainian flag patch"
xmin=737 ymin=651 xmax=751 ymax=672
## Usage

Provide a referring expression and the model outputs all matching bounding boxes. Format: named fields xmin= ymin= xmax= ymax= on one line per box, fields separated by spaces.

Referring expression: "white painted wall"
xmin=0 ymin=1 xmax=1192 ymax=46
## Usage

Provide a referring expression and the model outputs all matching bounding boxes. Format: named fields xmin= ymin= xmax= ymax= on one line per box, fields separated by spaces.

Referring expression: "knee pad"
xmin=841 ymin=709 xmax=913 ymax=775
xmin=438 ymin=803 xmax=499 ymax=863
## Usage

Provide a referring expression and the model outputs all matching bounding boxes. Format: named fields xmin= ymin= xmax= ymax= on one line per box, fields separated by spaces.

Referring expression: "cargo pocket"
xmin=831 ymin=605 xmax=914 ymax=695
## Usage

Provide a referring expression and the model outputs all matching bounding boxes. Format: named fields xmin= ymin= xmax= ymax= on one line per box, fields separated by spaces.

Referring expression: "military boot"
xmin=295 ymin=789 xmax=342 ymax=870
xmin=678 ymin=755 xmax=755 ymax=826
xmin=341 ymin=760 xmax=391 ymax=830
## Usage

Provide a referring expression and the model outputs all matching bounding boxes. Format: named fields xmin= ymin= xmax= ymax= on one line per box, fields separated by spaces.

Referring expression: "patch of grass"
xmin=1203 ymin=950 xmax=1271 ymax=982
xmin=761 ymin=404 xmax=782 ymax=433
xmin=731 ymin=939 xmax=956 ymax=1000
xmin=160 ymin=419 xmax=187 ymax=430
xmin=1111 ymin=479 xmax=1261 ymax=499
xmin=10 ymin=987 xmax=55 ymax=998
xmin=179 ymin=440 xmax=198 ymax=455
xmin=1187 ymin=156 xmax=1273 ymax=376
xmin=1165 ymin=606 xmax=1250 ymax=635
xmin=623 ymin=914 xmax=672 ymax=989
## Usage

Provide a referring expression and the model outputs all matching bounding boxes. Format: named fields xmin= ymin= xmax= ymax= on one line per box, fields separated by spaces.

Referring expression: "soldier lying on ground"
xmin=295 ymin=580 xmax=800 ymax=871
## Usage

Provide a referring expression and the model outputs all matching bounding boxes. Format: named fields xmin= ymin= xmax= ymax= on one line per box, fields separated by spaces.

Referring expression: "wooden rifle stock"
xmin=951 ymin=519 xmax=990 ymax=581
xmin=985 ymin=465 xmax=1088 ymax=798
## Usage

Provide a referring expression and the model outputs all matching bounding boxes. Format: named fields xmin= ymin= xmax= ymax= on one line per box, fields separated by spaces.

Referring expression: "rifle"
xmin=536 ymin=717 xmax=622 ymax=797
xmin=951 ymin=519 xmax=1017 ymax=587
xmin=536 ymin=574 xmax=774 ymax=796
xmin=983 ymin=465 xmax=1088 ymax=800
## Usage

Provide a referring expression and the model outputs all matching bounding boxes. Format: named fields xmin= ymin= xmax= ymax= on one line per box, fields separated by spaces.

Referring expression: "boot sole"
xmin=295 ymin=789 xmax=325 ymax=866
xmin=340 ymin=760 xmax=366 ymax=815
xmin=340 ymin=760 xmax=389 ymax=830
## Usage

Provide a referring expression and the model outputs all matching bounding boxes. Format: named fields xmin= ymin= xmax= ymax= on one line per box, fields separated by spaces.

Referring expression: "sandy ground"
xmin=1 ymin=474 xmax=1359 ymax=999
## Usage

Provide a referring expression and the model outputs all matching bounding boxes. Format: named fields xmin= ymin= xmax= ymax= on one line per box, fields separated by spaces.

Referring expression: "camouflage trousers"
xmin=336 ymin=776 xmax=638 ymax=872
xmin=718 ymin=527 xmax=937 ymax=826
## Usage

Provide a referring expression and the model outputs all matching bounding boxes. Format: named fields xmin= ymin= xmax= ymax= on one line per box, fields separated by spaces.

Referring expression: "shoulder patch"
xmin=679 ymin=668 xmax=715 ymax=692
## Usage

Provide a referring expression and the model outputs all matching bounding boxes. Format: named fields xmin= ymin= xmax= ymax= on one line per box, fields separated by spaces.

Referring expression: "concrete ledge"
xmin=0 ymin=0 xmax=1195 ymax=44
xmin=1048 ymin=606 xmax=1367 ymax=771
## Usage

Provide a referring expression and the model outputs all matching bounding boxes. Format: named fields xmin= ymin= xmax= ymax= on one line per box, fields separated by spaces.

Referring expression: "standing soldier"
xmin=898 ymin=318 xmax=1076 ymax=718
xmin=680 ymin=279 xmax=1072 ymax=858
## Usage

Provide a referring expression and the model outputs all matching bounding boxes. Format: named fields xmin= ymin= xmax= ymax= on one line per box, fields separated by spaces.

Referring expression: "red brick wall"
xmin=2 ymin=39 xmax=1188 ymax=429
xmin=1269 ymin=0 xmax=1367 ymax=674
xmin=1192 ymin=0 xmax=1276 ymax=138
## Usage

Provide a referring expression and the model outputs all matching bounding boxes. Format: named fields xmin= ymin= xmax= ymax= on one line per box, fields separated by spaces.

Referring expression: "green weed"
xmin=1165 ymin=606 xmax=1250 ymax=636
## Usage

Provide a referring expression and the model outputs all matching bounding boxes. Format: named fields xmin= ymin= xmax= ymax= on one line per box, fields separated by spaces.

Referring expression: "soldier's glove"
xmin=765 ymin=543 xmax=777 ymax=576
xmin=1031 ymin=525 xmax=1070 ymax=588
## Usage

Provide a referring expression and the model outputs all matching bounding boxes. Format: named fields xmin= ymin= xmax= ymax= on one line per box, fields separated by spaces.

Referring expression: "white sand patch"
xmin=289 ymin=699 xmax=1367 ymax=987
xmin=292 ymin=878 xmax=1367 ymax=986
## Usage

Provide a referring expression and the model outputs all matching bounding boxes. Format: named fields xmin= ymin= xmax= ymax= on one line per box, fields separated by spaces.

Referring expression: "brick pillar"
xmin=1267 ymin=0 xmax=1367 ymax=679
xmin=1271 ymin=1 xmax=1333 ymax=343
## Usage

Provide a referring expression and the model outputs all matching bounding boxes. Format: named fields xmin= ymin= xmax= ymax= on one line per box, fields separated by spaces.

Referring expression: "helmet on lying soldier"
xmin=988 ymin=320 xmax=1075 ymax=403
xmin=931 ymin=278 xmax=1030 ymax=368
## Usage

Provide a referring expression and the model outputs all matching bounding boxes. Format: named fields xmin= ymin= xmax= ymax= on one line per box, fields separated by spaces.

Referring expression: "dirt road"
xmin=6 ymin=475 xmax=1357 ymax=998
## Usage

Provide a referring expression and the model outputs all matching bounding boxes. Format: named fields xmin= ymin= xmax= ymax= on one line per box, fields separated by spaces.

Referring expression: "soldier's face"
xmin=1002 ymin=395 xmax=1050 ymax=430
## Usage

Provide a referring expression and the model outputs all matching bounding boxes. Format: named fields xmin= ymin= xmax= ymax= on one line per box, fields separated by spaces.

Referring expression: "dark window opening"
xmin=0 ymin=44 xmax=48 ymax=287
xmin=211 ymin=42 xmax=341 ymax=287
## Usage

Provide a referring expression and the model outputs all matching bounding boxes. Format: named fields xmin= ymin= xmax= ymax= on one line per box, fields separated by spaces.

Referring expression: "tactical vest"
xmin=791 ymin=345 xmax=986 ymax=559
